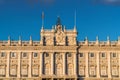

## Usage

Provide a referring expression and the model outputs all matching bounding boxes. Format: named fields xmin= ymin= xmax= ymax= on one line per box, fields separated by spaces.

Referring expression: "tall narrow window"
xmin=46 ymin=53 xmax=49 ymax=57
xmin=90 ymin=53 xmax=94 ymax=57
xmin=113 ymin=53 xmax=116 ymax=57
xmin=34 ymin=53 xmax=38 ymax=57
xmin=102 ymin=53 xmax=105 ymax=57
xmin=67 ymin=53 xmax=72 ymax=57
xmin=23 ymin=53 xmax=27 ymax=57
xmin=80 ymin=53 xmax=83 ymax=57
xmin=1 ymin=52 xmax=5 ymax=57
xmin=11 ymin=52 xmax=16 ymax=58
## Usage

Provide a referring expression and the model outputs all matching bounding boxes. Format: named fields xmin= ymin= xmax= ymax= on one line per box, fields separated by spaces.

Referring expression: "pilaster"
xmin=39 ymin=52 xmax=43 ymax=76
xmin=51 ymin=53 xmax=54 ymax=75
xmin=108 ymin=52 xmax=111 ymax=78
xmin=96 ymin=52 xmax=100 ymax=78
xmin=63 ymin=53 xmax=66 ymax=75
xmin=119 ymin=53 xmax=120 ymax=78
xmin=28 ymin=52 xmax=32 ymax=77
xmin=6 ymin=52 xmax=10 ymax=78
xmin=74 ymin=53 xmax=77 ymax=75
xmin=17 ymin=52 xmax=20 ymax=78
xmin=85 ymin=52 xmax=89 ymax=77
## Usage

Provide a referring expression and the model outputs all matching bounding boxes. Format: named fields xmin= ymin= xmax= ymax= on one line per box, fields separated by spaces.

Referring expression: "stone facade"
xmin=0 ymin=20 xmax=120 ymax=80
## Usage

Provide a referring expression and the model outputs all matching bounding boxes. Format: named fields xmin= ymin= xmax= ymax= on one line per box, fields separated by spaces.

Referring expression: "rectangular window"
xmin=34 ymin=53 xmax=38 ymax=57
xmin=80 ymin=53 xmax=83 ymax=57
xmin=23 ymin=53 xmax=27 ymax=57
xmin=113 ymin=53 xmax=116 ymax=57
xmin=32 ymin=68 xmax=39 ymax=76
xmin=0 ymin=68 xmax=5 ymax=76
xmin=1 ymin=52 xmax=5 ymax=57
xmin=46 ymin=53 xmax=49 ymax=57
xmin=11 ymin=52 xmax=16 ymax=58
xmin=10 ymin=68 xmax=16 ymax=75
xmin=68 ymin=53 xmax=72 ymax=57
xmin=102 ymin=53 xmax=105 ymax=57
xmin=21 ymin=68 xmax=27 ymax=75
xmin=90 ymin=53 xmax=94 ymax=57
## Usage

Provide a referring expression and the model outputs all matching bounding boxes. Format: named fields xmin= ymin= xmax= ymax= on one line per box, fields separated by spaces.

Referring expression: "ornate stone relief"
xmin=55 ymin=53 xmax=63 ymax=75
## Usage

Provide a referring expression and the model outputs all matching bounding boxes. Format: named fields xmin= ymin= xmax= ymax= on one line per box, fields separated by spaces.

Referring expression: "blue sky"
xmin=0 ymin=0 xmax=120 ymax=41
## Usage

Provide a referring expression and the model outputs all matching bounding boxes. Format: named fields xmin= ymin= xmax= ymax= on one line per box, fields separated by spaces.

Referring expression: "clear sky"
xmin=0 ymin=0 xmax=120 ymax=41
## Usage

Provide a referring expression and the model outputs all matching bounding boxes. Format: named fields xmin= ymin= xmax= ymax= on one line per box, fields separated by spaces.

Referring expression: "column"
xmin=6 ymin=52 xmax=10 ymax=78
xmin=85 ymin=52 xmax=89 ymax=77
xmin=39 ymin=52 xmax=43 ymax=76
xmin=74 ymin=53 xmax=77 ymax=75
xmin=119 ymin=53 xmax=120 ymax=78
xmin=51 ymin=53 xmax=54 ymax=75
xmin=17 ymin=52 xmax=21 ymax=78
xmin=63 ymin=53 xmax=66 ymax=75
xmin=28 ymin=52 xmax=32 ymax=77
xmin=96 ymin=52 xmax=100 ymax=78
xmin=108 ymin=52 xmax=111 ymax=78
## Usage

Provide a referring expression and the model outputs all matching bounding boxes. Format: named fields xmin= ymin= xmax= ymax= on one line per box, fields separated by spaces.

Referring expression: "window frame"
xmin=11 ymin=52 xmax=16 ymax=58
xmin=79 ymin=53 xmax=83 ymax=57
xmin=22 ymin=53 xmax=27 ymax=58
xmin=33 ymin=52 xmax=38 ymax=58
xmin=112 ymin=53 xmax=116 ymax=57
xmin=101 ymin=53 xmax=105 ymax=57
xmin=89 ymin=53 xmax=94 ymax=57
xmin=0 ymin=52 xmax=5 ymax=57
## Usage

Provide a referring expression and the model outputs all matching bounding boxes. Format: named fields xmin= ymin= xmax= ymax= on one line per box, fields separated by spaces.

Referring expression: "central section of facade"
xmin=0 ymin=19 xmax=78 ymax=80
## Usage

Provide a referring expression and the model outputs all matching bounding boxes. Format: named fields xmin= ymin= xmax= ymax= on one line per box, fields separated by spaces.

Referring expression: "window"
xmin=23 ymin=53 xmax=27 ymax=57
xmin=80 ymin=53 xmax=83 ymax=57
xmin=90 ymin=53 xmax=94 ymax=57
xmin=113 ymin=53 xmax=116 ymax=57
xmin=11 ymin=52 xmax=16 ymax=58
xmin=112 ymin=67 xmax=118 ymax=76
xmin=101 ymin=66 xmax=107 ymax=76
xmin=10 ymin=68 xmax=16 ymax=76
xmin=0 ymin=68 xmax=5 ymax=76
xmin=46 ymin=53 xmax=49 ymax=57
xmin=33 ymin=53 xmax=38 ymax=57
xmin=68 ymin=53 xmax=72 ymax=57
xmin=90 ymin=67 xmax=96 ymax=76
xmin=102 ymin=53 xmax=105 ymax=57
xmin=1 ymin=52 xmax=5 ymax=57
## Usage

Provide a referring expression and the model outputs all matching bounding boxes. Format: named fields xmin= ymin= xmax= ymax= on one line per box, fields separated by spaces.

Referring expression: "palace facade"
xmin=0 ymin=18 xmax=120 ymax=80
